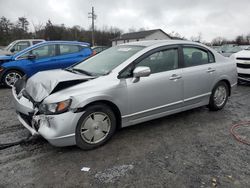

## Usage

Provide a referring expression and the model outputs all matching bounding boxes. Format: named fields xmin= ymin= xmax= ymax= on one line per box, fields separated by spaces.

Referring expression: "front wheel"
xmin=3 ymin=70 xmax=23 ymax=87
xmin=208 ymin=81 xmax=229 ymax=111
xmin=75 ymin=104 xmax=117 ymax=150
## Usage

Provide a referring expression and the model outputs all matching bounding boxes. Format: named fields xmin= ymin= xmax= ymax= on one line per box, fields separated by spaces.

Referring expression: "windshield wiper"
xmin=64 ymin=67 xmax=75 ymax=73
xmin=72 ymin=68 xmax=94 ymax=76
xmin=65 ymin=67 xmax=93 ymax=76
xmin=65 ymin=67 xmax=110 ymax=76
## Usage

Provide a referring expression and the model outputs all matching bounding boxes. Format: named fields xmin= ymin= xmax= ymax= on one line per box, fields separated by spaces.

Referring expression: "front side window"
xmin=183 ymin=47 xmax=210 ymax=67
xmin=135 ymin=48 xmax=179 ymax=74
xmin=59 ymin=44 xmax=81 ymax=55
xmin=19 ymin=45 xmax=56 ymax=59
xmin=208 ymin=51 xmax=215 ymax=63
xmin=73 ymin=45 xmax=144 ymax=75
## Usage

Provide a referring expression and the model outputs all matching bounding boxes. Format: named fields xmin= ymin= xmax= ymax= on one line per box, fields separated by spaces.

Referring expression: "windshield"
xmin=5 ymin=41 xmax=15 ymax=50
xmin=221 ymin=45 xmax=242 ymax=53
xmin=73 ymin=45 xmax=144 ymax=75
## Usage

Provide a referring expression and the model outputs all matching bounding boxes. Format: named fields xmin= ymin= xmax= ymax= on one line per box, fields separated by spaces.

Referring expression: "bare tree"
xmin=31 ymin=20 xmax=43 ymax=38
xmin=190 ymin=32 xmax=202 ymax=42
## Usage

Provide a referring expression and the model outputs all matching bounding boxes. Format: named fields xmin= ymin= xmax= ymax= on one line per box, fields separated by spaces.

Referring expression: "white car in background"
xmin=0 ymin=39 xmax=45 ymax=55
xmin=230 ymin=47 xmax=250 ymax=83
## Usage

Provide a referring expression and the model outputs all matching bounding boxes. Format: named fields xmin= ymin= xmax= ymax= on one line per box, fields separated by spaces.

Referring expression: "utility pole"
xmin=88 ymin=7 xmax=97 ymax=46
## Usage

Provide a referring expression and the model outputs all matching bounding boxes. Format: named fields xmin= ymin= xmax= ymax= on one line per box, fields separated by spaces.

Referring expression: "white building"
xmin=111 ymin=29 xmax=172 ymax=46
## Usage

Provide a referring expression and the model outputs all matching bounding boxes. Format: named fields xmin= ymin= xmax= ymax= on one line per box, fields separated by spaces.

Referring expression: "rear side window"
xmin=32 ymin=41 xmax=43 ymax=45
xmin=59 ymin=44 xmax=81 ymax=55
xmin=183 ymin=47 xmax=211 ymax=67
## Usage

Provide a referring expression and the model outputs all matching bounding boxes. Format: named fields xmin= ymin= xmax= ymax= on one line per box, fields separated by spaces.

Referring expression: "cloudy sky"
xmin=0 ymin=0 xmax=250 ymax=42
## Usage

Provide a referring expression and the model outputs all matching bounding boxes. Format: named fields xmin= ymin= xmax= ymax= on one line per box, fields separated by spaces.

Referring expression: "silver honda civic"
xmin=12 ymin=40 xmax=237 ymax=150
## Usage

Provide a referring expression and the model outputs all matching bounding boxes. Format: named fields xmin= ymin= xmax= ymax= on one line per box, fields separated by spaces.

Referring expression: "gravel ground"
xmin=0 ymin=85 xmax=250 ymax=188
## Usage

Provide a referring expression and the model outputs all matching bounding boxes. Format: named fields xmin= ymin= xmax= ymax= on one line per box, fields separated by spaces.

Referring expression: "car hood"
xmin=233 ymin=50 xmax=250 ymax=58
xmin=25 ymin=69 xmax=94 ymax=102
xmin=0 ymin=54 xmax=13 ymax=60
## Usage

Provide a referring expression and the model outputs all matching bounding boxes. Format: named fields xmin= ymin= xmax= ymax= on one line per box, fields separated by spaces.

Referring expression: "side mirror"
xmin=27 ymin=54 xmax=36 ymax=60
xmin=132 ymin=66 xmax=151 ymax=83
xmin=10 ymin=48 xmax=15 ymax=53
xmin=133 ymin=66 xmax=151 ymax=78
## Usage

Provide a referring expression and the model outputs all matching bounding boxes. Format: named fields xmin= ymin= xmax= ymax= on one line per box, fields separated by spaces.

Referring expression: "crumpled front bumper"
xmin=12 ymin=87 xmax=83 ymax=147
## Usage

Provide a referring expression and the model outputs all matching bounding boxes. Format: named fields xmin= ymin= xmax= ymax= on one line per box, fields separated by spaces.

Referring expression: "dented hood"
xmin=25 ymin=69 xmax=93 ymax=102
xmin=0 ymin=50 xmax=12 ymax=56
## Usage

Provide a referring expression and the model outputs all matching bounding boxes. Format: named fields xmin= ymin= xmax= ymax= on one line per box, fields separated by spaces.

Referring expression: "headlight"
xmin=39 ymin=99 xmax=72 ymax=115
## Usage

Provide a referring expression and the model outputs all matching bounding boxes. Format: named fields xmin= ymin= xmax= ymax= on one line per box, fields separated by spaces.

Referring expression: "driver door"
xmin=19 ymin=44 xmax=58 ymax=76
xmin=124 ymin=46 xmax=183 ymax=123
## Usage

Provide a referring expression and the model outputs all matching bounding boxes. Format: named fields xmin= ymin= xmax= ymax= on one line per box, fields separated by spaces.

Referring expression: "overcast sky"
xmin=1 ymin=0 xmax=250 ymax=42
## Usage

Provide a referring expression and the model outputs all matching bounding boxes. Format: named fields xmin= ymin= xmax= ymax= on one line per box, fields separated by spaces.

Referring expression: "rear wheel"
xmin=75 ymin=104 xmax=117 ymax=150
xmin=208 ymin=81 xmax=229 ymax=111
xmin=3 ymin=70 xmax=23 ymax=87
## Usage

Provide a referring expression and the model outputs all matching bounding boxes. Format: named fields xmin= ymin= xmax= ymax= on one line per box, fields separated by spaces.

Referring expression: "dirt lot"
xmin=0 ymin=85 xmax=250 ymax=188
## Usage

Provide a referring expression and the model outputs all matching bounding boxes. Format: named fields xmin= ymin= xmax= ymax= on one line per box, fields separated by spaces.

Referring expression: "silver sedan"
xmin=12 ymin=40 xmax=237 ymax=150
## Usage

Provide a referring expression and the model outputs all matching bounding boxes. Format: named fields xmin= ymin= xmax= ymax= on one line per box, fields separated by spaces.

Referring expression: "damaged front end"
xmin=12 ymin=69 xmax=93 ymax=146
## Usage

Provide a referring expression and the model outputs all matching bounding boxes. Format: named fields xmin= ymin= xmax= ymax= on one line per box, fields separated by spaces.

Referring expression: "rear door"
xmin=56 ymin=44 xmax=91 ymax=68
xmin=181 ymin=45 xmax=217 ymax=106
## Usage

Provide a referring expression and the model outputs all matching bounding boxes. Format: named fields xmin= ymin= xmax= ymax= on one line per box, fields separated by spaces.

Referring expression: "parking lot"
xmin=0 ymin=85 xmax=250 ymax=187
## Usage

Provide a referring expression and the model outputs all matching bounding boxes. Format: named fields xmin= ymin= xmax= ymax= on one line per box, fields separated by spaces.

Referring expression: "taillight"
xmin=92 ymin=50 xmax=97 ymax=56
xmin=0 ymin=66 xmax=4 ymax=72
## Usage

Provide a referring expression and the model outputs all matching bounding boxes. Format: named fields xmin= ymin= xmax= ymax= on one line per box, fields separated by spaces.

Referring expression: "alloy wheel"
xmin=213 ymin=85 xmax=227 ymax=107
xmin=4 ymin=71 xmax=22 ymax=86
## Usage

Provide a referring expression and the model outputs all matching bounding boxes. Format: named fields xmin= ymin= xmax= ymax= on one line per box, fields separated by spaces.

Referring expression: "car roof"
xmin=15 ymin=39 xmax=45 ymax=42
xmin=120 ymin=40 xmax=205 ymax=48
xmin=38 ymin=41 xmax=90 ymax=46
xmin=13 ymin=41 xmax=90 ymax=58
xmin=92 ymin=46 xmax=108 ymax=48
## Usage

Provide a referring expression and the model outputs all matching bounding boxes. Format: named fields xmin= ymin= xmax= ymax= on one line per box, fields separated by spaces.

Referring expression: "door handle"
xmin=207 ymin=67 xmax=216 ymax=73
xmin=169 ymin=74 xmax=182 ymax=80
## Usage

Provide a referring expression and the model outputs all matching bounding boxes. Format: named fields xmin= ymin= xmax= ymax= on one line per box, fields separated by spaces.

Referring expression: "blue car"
xmin=0 ymin=41 xmax=92 ymax=87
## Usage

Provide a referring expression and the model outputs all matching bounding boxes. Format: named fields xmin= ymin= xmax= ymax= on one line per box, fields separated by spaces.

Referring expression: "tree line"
xmin=0 ymin=16 xmax=122 ymax=46
xmin=211 ymin=35 xmax=250 ymax=46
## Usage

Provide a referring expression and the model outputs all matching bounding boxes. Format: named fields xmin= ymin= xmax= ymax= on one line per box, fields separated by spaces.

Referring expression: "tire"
xmin=75 ymin=104 xmax=117 ymax=150
xmin=3 ymin=70 xmax=23 ymax=88
xmin=208 ymin=81 xmax=229 ymax=111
